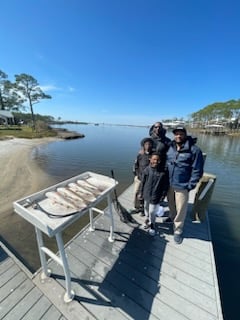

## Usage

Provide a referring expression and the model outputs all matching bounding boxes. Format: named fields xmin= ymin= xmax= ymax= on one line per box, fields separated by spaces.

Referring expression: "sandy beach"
xmin=0 ymin=137 xmax=59 ymax=215
xmin=0 ymin=137 xmax=59 ymax=269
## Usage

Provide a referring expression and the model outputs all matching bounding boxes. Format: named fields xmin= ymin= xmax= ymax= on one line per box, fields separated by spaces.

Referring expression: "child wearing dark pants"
xmin=138 ymin=153 xmax=169 ymax=236
xmin=133 ymin=137 xmax=153 ymax=215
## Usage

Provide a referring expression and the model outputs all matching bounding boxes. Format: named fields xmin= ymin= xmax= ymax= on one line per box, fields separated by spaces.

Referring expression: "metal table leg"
xmin=89 ymin=208 xmax=95 ymax=231
xmin=107 ymin=193 xmax=114 ymax=242
xmin=35 ymin=227 xmax=51 ymax=279
xmin=55 ymin=232 xmax=75 ymax=303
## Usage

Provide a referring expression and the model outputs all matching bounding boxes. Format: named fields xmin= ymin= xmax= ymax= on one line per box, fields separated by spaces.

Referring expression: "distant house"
xmin=0 ymin=110 xmax=15 ymax=125
xmin=162 ymin=120 xmax=186 ymax=129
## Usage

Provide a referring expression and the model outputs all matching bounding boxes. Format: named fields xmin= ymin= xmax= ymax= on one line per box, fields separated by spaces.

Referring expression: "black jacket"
xmin=133 ymin=152 xmax=152 ymax=180
xmin=149 ymin=125 xmax=171 ymax=156
xmin=149 ymin=126 xmax=171 ymax=169
xmin=139 ymin=164 xmax=169 ymax=204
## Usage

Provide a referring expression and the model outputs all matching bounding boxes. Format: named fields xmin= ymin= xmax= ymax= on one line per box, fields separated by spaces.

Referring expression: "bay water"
xmin=23 ymin=124 xmax=240 ymax=319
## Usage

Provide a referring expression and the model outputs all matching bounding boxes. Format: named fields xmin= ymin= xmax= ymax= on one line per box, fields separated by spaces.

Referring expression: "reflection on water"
xmin=23 ymin=125 xmax=240 ymax=319
xmin=195 ymin=133 xmax=240 ymax=320
xmin=34 ymin=125 xmax=150 ymax=193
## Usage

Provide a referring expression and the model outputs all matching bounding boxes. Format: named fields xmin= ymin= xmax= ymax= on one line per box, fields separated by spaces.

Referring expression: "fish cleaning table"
xmin=13 ymin=171 xmax=118 ymax=302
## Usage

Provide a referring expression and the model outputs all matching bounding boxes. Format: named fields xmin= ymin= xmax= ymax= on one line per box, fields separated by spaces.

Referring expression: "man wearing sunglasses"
xmin=149 ymin=121 xmax=171 ymax=168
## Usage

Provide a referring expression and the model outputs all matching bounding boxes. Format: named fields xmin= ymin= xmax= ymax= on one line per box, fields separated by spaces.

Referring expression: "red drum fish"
xmin=77 ymin=180 xmax=101 ymax=195
xmin=85 ymin=177 xmax=108 ymax=192
xmin=68 ymin=183 xmax=96 ymax=202
xmin=45 ymin=191 xmax=81 ymax=210
xmin=57 ymin=187 xmax=87 ymax=208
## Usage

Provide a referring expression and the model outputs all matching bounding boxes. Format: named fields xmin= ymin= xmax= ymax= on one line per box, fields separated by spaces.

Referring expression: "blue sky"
xmin=1 ymin=0 xmax=240 ymax=125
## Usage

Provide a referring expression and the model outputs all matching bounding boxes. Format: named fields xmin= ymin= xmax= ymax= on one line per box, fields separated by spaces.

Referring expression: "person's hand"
xmin=159 ymin=195 xmax=166 ymax=202
xmin=187 ymin=184 xmax=195 ymax=192
xmin=138 ymin=148 xmax=144 ymax=155
xmin=138 ymin=194 xmax=143 ymax=200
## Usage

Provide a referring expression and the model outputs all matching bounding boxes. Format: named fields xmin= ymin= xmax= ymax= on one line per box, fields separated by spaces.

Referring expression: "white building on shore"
xmin=0 ymin=110 xmax=15 ymax=125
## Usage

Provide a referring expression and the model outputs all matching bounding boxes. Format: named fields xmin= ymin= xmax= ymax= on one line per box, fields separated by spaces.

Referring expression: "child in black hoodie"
xmin=138 ymin=152 xmax=169 ymax=236
xmin=133 ymin=137 xmax=153 ymax=215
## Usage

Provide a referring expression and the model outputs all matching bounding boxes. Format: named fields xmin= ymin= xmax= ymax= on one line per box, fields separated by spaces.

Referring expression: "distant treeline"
xmin=13 ymin=112 xmax=88 ymax=126
xmin=191 ymin=99 xmax=240 ymax=123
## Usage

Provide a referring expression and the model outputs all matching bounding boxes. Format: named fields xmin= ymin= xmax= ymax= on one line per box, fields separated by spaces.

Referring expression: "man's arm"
xmin=188 ymin=148 xmax=204 ymax=191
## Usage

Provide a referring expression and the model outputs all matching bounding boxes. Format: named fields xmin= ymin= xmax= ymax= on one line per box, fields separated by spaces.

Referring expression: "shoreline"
xmin=0 ymin=137 xmax=59 ymax=216
xmin=0 ymin=137 xmax=60 ymax=269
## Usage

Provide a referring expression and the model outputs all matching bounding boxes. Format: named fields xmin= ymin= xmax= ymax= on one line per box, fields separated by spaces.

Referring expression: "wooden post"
xmin=191 ymin=173 xmax=217 ymax=221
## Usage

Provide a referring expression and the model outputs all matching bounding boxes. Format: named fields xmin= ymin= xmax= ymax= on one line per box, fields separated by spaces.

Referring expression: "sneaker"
xmin=149 ymin=228 xmax=156 ymax=236
xmin=143 ymin=218 xmax=150 ymax=229
xmin=174 ymin=233 xmax=183 ymax=244
xmin=164 ymin=217 xmax=173 ymax=223
xmin=139 ymin=211 xmax=145 ymax=217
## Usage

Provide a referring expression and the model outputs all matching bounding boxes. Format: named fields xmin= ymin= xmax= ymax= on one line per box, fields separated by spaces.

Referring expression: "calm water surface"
xmin=30 ymin=124 xmax=240 ymax=320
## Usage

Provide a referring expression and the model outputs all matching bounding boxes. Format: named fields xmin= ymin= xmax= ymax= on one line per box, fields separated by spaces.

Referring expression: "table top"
xmin=13 ymin=172 xmax=117 ymax=237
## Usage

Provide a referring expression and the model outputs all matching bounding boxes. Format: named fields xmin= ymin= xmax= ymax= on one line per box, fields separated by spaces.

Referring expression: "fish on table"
xmin=77 ymin=180 xmax=101 ymax=196
xmin=84 ymin=177 xmax=109 ymax=192
xmin=66 ymin=186 xmax=92 ymax=203
xmin=57 ymin=187 xmax=88 ymax=208
xmin=45 ymin=191 xmax=84 ymax=210
xmin=68 ymin=183 xmax=96 ymax=202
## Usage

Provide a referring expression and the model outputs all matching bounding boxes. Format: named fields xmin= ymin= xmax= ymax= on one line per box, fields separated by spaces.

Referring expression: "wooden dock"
xmin=200 ymin=128 xmax=227 ymax=135
xmin=0 ymin=184 xmax=223 ymax=320
xmin=0 ymin=241 xmax=67 ymax=319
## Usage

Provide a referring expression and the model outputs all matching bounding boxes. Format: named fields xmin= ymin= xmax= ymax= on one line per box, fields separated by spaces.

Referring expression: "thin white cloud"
xmin=39 ymin=84 xmax=77 ymax=94
xmin=40 ymin=85 xmax=60 ymax=92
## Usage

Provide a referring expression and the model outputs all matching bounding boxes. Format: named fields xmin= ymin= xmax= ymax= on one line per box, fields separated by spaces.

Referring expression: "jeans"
xmin=143 ymin=201 xmax=158 ymax=226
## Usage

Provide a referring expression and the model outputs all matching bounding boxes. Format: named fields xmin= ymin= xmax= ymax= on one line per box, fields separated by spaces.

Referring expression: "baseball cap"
xmin=172 ymin=126 xmax=187 ymax=134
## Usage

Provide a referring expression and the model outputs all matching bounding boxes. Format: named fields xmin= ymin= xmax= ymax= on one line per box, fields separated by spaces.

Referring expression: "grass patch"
xmin=0 ymin=125 xmax=58 ymax=139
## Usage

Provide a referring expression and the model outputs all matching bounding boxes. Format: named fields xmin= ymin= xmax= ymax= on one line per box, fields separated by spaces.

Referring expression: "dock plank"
xmin=0 ymin=263 xmax=22 ymax=287
xmin=94 ymin=229 xmax=216 ymax=306
xmin=0 ymin=257 xmax=14 ymax=274
xmin=90 ymin=226 xmax=216 ymax=299
xmin=3 ymin=286 xmax=43 ymax=320
xmin=93 ymin=218 xmax=214 ymax=284
xmin=0 ymin=278 xmax=34 ymax=319
xmin=32 ymin=272 xmax=96 ymax=320
xmin=71 ymin=226 xmax=218 ymax=320
xmin=0 ymin=270 xmax=28 ymax=302
xmin=0 ymin=243 xmax=70 ymax=320
xmin=21 ymin=295 xmax=52 ymax=320
xmin=2 ymin=182 xmax=223 ymax=320
xmin=39 ymin=305 xmax=63 ymax=320
xmin=49 ymin=249 xmax=153 ymax=320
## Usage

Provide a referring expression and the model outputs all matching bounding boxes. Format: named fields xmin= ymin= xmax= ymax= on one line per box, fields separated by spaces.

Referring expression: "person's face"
xmin=174 ymin=131 xmax=186 ymax=144
xmin=150 ymin=155 xmax=160 ymax=167
xmin=144 ymin=141 xmax=152 ymax=151
xmin=153 ymin=123 xmax=162 ymax=135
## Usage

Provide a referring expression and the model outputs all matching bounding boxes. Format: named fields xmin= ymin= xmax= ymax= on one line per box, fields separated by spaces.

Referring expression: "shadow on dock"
xmin=1 ymin=184 xmax=223 ymax=320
